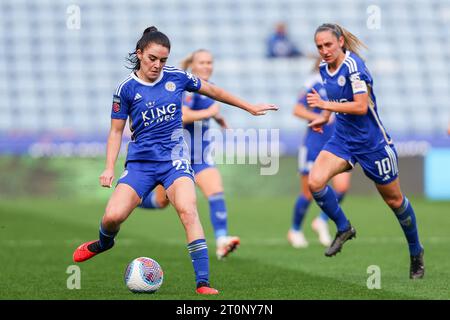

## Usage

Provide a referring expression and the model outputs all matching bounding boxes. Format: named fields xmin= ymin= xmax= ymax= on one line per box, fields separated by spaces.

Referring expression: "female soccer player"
xmin=288 ymin=57 xmax=351 ymax=249
xmin=72 ymin=27 xmax=277 ymax=294
xmin=140 ymin=49 xmax=240 ymax=260
xmin=306 ymin=23 xmax=424 ymax=279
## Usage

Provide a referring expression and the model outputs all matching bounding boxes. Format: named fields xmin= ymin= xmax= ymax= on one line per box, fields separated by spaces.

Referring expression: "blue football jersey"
xmin=298 ymin=73 xmax=334 ymax=147
xmin=319 ymin=51 xmax=392 ymax=153
xmin=183 ymin=92 xmax=215 ymax=164
xmin=111 ymin=66 xmax=201 ymax=162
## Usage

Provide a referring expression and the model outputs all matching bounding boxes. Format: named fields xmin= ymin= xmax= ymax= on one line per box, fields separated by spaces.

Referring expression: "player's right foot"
xmin=73 ymin=240 xmax=111 ymax=262
xmin=410 ymin=249 xmax=425 ymax=279
xmin=216 ymin=236 xmax=240 ymax=260
xmin=311 ymin=217 xmax=332 ymax=247
xmin=325 ymin=224 xmax=356 ymax=257
xmin=196 ymin=282 xmax=219 ymax=295
xmin=287 ymin=229 xmax=309 ymax=248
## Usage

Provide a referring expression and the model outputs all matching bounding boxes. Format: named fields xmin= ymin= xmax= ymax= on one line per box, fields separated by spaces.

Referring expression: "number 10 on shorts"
xmin=374 ymin=157 xmax=391 ymax=176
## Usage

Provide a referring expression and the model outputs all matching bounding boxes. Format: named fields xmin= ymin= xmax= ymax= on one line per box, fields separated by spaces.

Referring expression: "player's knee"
xmin=333 ymin=185 xmax=349 ymax=194
xmin=384 ymin=195 xmax=403 ymax=209
xmin=308 ymin=174 xmax=326 ymax=193
xmin=157 ymin=197 xmax=170 ymax=208
xmin=103 ymin=207 xmax=126 ymax=228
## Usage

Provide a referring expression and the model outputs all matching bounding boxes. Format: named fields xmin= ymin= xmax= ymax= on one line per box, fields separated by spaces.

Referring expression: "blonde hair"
xmin=180 ymin=49 xmax=210 ymax=71
xmin=312 ymin=56 xmax=322 ymax=72
xmin=315 ymin=23 xmax=368 ymax=59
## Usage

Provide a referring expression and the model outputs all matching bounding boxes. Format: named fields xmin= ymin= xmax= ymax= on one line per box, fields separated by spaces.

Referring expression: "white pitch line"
xmin=1 ymin=237 xmax=449 ymax=247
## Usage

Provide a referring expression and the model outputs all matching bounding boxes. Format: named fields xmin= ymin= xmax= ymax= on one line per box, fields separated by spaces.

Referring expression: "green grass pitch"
xmin=1 ymin=195 xmax=449 ymax=300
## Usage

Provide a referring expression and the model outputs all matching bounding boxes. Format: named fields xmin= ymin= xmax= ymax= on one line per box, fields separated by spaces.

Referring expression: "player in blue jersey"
xmin=288 ymin=58 xmax=351 ymax=249
xmin=139 ymin=49 xmax=241 ymax=260
xmin=72 ymin=26 xmax=278 ymax=294
xmin=305 ymin=23 xmax=424 ymax=279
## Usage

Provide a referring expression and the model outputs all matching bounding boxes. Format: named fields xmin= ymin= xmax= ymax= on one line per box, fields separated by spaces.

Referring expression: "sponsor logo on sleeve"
xmin=112 ymin=95 xmax=121 ymax=113
xmin=185 ymin=71 xmax=199 ymax=87
xmin=351 ymin=80 xmax=368 ymax=93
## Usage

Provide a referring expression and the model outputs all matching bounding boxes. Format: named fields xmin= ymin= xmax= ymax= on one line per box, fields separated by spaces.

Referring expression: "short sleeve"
xmin=182 ymin=71 xmax=202 ymax=92
xmin=111 ymin=83 xmax=131 ymax=120
xmin=297 ymin=89 xmax=308 ymax=105
xmin=346 ymin=56 xmax=370 ymax=95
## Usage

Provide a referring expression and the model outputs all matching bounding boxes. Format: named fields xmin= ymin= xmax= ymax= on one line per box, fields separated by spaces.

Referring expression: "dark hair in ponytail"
xmin=126 ymin=26 xmax=171 ymax=71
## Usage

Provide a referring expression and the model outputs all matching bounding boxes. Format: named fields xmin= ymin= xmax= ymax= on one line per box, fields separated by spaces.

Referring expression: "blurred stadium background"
xmin=1 ymin=0 xmax=450 ymax=300
xmin=0 ymin=0 xmax=449 ymax=198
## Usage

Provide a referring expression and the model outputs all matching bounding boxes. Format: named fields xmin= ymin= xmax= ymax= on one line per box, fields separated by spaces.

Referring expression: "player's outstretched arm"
xmin=100 ymin=119 xmax=126 ymax=188
xmin=198 ymin=79 xmax=278 ymax=116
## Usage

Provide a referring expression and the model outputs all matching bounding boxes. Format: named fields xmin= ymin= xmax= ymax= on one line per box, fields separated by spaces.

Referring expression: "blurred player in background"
xmin=288 ymin=57 xmax=351 ymax=249
xmin=72 ymin=26 xmax=277 ymax=294
xmin=307 ymin=23 xmax=424 ymax=279
xmin=140 ymin=49 xmax=241 ymax=260
xmin=267 ymin=22 xmax=303 ymax=58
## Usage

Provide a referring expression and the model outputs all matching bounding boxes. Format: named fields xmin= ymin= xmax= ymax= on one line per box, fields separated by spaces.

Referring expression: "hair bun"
xmin=143 ymin=26 xmax=158 ymax=35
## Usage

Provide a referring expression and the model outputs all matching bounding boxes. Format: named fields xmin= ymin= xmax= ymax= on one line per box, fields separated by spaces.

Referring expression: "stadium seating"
xmin=0 ymin=0 xmax=448 ymax=137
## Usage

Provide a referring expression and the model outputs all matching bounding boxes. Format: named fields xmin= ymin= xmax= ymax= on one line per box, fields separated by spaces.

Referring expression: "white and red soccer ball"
xmin=124 ymin=257 xmax=163 ymax=293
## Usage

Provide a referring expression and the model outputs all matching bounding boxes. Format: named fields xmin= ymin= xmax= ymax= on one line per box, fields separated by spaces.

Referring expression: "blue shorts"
xmin=117 ymin=159 xmax=194 ymax=199
xmin=298 ymin=144 xmax=323 ymax=175
xmin=322 ymin=137 xmax=399 ymax=185
xmin=191 ymin=162 xmax=215 ymax=175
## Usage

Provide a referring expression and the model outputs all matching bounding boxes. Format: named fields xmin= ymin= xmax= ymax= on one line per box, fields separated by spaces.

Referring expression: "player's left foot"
xmin=216 ymin=236 xmax=240 ymax=260
xmin=410 ymin=249 xmax=425 ymax=279
xmin=325 ymin=223 xmax=356 ymax=257
xmin=196 ymin=282 xmax=219 ymax=295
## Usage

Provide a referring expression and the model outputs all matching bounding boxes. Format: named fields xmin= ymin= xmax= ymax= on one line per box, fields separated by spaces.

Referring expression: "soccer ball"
xmin=124 ymin=257 xmax=164 ymax=293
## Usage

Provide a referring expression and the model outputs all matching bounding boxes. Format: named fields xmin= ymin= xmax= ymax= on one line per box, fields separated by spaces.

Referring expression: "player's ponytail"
xmin=315 ymin=23 xmax=367 ymax=59
xmin=312 ymin=56 xmax=322 ymax=72
xmin=126 ymin=26 xmax=171 ymax=71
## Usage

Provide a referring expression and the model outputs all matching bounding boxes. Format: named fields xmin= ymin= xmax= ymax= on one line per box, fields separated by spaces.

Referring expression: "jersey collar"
xmin=131 ymin=71 xmax=164 ymax=86
xmin=325 ymin=50 xmax=350 ymax=77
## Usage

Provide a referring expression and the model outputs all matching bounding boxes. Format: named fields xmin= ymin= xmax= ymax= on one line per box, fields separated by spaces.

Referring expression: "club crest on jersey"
xmin=165 ymin=81 xmax=176 ymax=92
xmin=338 ymin=75 xmax=346 ymax=86
xmin=112 ymin=95 xmax=121 ymax=113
